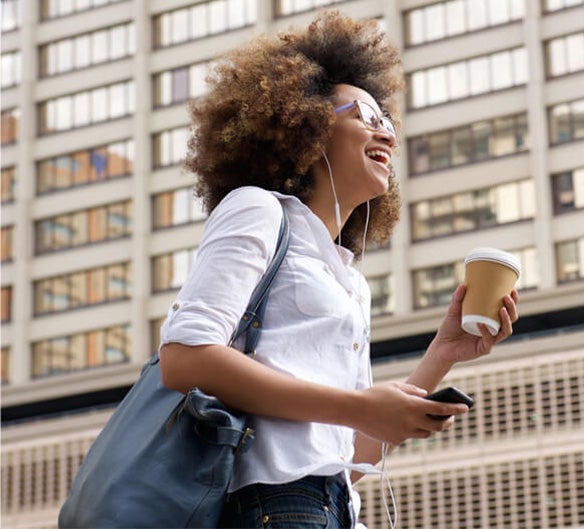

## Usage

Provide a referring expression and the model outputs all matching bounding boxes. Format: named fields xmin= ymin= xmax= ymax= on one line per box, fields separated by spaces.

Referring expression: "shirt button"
xmin=353 ymin=342 xmax=359 ymax=351
xmin=172 ymin=303 xmax=180 ymax=311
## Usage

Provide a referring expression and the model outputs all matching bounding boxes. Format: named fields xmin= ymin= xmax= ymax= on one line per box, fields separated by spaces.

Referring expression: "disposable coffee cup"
xmin=462 ymin=247 xmax=521 ymax=337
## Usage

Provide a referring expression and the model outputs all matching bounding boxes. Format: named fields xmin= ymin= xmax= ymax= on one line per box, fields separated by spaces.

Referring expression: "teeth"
xmin=366 ymin=150 xmax=390 ymax=166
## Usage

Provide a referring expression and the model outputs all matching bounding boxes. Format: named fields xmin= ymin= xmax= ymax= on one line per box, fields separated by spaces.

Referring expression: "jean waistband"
xmin=229 ymin=472 xmax=348 ymax=504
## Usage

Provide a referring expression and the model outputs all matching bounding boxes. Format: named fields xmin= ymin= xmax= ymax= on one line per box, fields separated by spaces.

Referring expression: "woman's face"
xmin=321 ymin=84 xmax=397 ymax=210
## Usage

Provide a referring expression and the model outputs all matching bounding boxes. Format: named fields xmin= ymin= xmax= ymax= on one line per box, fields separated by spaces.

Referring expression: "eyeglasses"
xmin=334 ymin=99 xmax=397 ymax=140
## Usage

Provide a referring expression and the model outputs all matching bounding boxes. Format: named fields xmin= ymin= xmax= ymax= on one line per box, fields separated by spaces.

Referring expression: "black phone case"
xmin=425 ymin=386 xmax=474 ymax=420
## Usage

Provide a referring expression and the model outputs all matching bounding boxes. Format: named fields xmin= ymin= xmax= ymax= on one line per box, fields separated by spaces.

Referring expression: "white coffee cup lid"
xmin=462 ymin=315 xmax=500 ymax=337
xmin=464 ymin=247 xmax=521 ymax=278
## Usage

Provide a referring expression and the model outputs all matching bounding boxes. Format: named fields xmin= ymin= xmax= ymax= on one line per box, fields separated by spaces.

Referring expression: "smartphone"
xmin=424 ymin=386 xmax=474 ymax=420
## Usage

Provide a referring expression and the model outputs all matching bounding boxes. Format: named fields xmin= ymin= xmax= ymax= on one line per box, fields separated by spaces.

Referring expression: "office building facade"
xmin=1 ymin=0 xmax=583 ymax=527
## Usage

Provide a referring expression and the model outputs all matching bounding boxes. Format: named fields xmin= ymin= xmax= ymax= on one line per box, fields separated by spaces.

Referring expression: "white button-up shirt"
xmin=160 ymin=186 xmax=378 ymax=492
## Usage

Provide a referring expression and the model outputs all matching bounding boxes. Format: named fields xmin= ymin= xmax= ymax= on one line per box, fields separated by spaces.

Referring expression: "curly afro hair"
xmin=185 ymin=10 xmax=404 ymax=257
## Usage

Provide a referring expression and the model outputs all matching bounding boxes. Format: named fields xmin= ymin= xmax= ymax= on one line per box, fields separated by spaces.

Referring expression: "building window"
xmin=1 ymin=286 xmax=11 ymax=324
xmin=413 ymin=247 xmax=538 ymax=308
xmin=368 ymin=274 xmax=394 ymax=316
xmin=1 ymin=0 xmax=21 ymax=32
xmin=404 ymin=0 xmax=525 ymax=47
xmin=411 ymin=179 xmax=535 ymax=241
xmin=153 ymin=0 xmax=257 ymax=49
xmin=549 ymin=99 xmax=584 ymax=144
xmin=546 ymin=32 xmax=584 ymax=77
xmin=1 ymin=226 xmax=14 ymax=263
xmin=153 ymin=62 xmax=211 ymax=107
xmin=32 ymin=324 xmax=131 ymax=378
xmin=39 ymin=23 xmax=135 ymax=77
xmin=274 ymin=0 xmax=346 ymax=16
xmin=556 ymin=237 xmax=584 ymax=282
xmin=152 ymin=247 xmax=198 ymax=293
xmin=152 ymin=188 xmax=206 ymax=230
xmin=34 ymin=262 xmax=132 ymax=316
xmin=1 ymin=166 xmax=16 ymax=203
xmin=38 ymin=80 xmax=135 ymax=135
xmin=1 ymin=346 xmax=9 ymax=384
xmin=552 ymin=167 xmax=584 ymax=214
xmin=408 ymin=48 xmax=527 ymax=109
xmin=152 ymin=127 xmax=188 ymax=168
xmin=150 ymin=316 xmax=166 ymax=355
xmin=543 ymin=0 xmax=583 ymax=10
xmin=1 ymin=108 xmax=19 ymax=145
xmin=35 ymin=200 xmax=132 ymax=254
xmin=37 ymin=139 xmax=134 ymax=195
xmin=40 ymin=0 xmax=126 ymax=20
xmin=409 ymin=113 xmax=528 ymax=175
xmin=1 ymin=50 xmax=21 ymax=88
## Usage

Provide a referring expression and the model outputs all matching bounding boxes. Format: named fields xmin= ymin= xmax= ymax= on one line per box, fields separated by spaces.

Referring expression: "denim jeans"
xmin=219 ymin=473 xmax=355 ymax=528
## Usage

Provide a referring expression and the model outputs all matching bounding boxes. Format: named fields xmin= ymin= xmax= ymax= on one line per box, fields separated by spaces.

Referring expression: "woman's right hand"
xmin=350 ymin=381 xmax=469 ymax=446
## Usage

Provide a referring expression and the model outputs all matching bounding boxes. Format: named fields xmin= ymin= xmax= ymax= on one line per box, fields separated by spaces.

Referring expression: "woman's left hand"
xmin=432 ymin=284 xmax=519 ymax=364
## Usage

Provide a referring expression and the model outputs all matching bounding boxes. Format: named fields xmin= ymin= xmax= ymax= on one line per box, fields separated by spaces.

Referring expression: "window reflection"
xmin=552 ymin=167 xmax=584 ymax=214
xmin=152 ymin=127 xmax=188 ymax=167
xmin=152 ymin=188 xmax=206 ymax=229
xmin=556 ymin=237 xmax=584 ymax=282
xmin=413 ymin=247 xmax=538 ymax=309
xmin=39 ymin=81 xmax=134 ymax=134
xmin=1 ymin=286 xmax=12 ymax=324
xmin=1 ymin=226 xmax=14 ymax=262
xmin=1 ymin=108 xmax=19 ymax=145
xmin=32 ymin=324 xmax=130 ymax=378
xmin=368 ymin=275 xmax=394 ymax=316
xmin=409 ymin=48 xmax=527 ymax=109
xmin=1 ymin=167 xmax=16 ymax=203
xmin=1 ymin=50 xmax=21 ymax=88
xmin=409 ymin=113 xmax=528 ymax=175
xmin=546 ymin=32 xmax=584 ymax=77
xmin=35 ymin=201 xmax=132 ymax=254
xmin=40 ymin=0 xmax=125 ymax=20
xmin=152 ymin=247 xmax=198 ymax=292
xmin=549 ymin=99 xmax=584 ymax=144
xmin=410 ymin=179 xmax=534 ymax=241
xmin=404 ymin=0 xmax=524 ymax=46
xmin=154 ymin=0 xmax=257 ymax=48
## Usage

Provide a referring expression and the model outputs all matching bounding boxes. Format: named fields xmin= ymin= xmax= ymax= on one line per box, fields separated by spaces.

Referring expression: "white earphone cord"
xmin=321 ymin=151 xmax=398 ymax=528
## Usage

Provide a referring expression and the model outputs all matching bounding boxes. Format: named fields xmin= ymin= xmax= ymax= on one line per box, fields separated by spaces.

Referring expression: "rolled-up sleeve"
xmin=159 ymin=187 xmax=282 ymax=349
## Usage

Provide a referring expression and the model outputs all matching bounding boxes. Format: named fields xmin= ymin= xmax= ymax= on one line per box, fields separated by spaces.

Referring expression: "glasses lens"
xmin=380 ymin=116 xmax=396 ymax=137
xmin=358 ymin=102 xmax=380 ymax=130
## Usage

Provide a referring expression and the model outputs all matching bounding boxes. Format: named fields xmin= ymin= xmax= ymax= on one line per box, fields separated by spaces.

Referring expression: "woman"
xmin=159 ymin=11 xmax=518 ymax=528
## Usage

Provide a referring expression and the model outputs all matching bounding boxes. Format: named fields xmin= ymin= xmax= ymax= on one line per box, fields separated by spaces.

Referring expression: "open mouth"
xmin=366 ymin=149 xmax=390 ymax=167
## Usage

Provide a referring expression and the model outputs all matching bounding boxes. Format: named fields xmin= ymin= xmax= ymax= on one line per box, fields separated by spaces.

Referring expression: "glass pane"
xmin=566 ymin=33 xmax=584 ymax=73
xmin=446 ymin=0 xmax=466 ymax=36
xmin=190 ymin=63 xmax=208 ymax=98
xmin=73 ymin=92 xmax=90 ymax=127
xmin=72 ymin=150 xmax=90 ymax=184
xmin=191 ymin=5 xmax=208 ymax=38
xmin=172 ymin=189 xmax=190 ymax=225
xmin=513 ymin=48 xmax=528 ymax=84
xmin=472 ymin=121 xmax=492 ymax=160
xmin=171 ymin=128 xmax=188 ymax=164
xmin=407 ymin=10 xmax=424 ymax=45
xmin=57 ymin=39 xmax=73 ymax=73
xmin=427 ymin=66 xmax=448 ymax=105
xmin=172 ymin=9 xmax=189 ymax=44
xmin=109 ymin=25 xmax=127 ymax=60
xmin=229 ymin=0 xmax=245 ymax=28
xmin=468 ymin=0 xmax=487 ymax=30
xmin=488 ymin=0 xmax=510 ymax=25
xmin=409 ymin=136 xmax=430 ymax=174
xmin=469 ymin=57 xmax=490 ymax=95
xmin=491 ymin=51 xmax=512 ymax=90
xmin=448 ymin=62 xmax=468 ymax=99
xmin=92 ymin=30 xmax=108 ymax=63
xmin=548 ymin=38 xmax=566 ymax=76
xmin=109 ymin=83 xmax=126 ymax=118
xmin=451 ymin=127 xmax=472 ymax=165
xmin=550 ymin=104 xmax=571 ymax=143
xmin=75 ymin=35 xmax=91 ymax=68
xmin=573 ymin=100 xmax=584 ymax=139
xmin=429 ymin=132 xmax=451 ymax=170
xmin=410 ymin=71 xmax=426 ymax=108
xmin=172 ymin=68 xmax=189 ymax=103
xmin=56 ymin=96 xmax=72 ymax=130
xmin=519 ymin=179 xmax=536 ymax=217
xmin=91 ymin=87 xmax=108 ymax=122
xmin=573 ymin=168 xmax=584 ymax=208
xmin=492 ymin=116 xmax=516 ymax=155
xmin=425 ymin=3 xmax=445 ymax=41
xmin=209 ymin=1 xmax=227 ymax=34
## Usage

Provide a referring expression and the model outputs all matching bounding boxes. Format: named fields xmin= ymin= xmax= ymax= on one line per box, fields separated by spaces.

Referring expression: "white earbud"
xmin=321 ymin=149 xmax=342 ymax=244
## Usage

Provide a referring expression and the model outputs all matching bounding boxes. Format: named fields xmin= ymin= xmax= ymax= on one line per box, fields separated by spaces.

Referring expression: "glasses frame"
xmin=334 ymin=99 xmax=397 ymax=140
